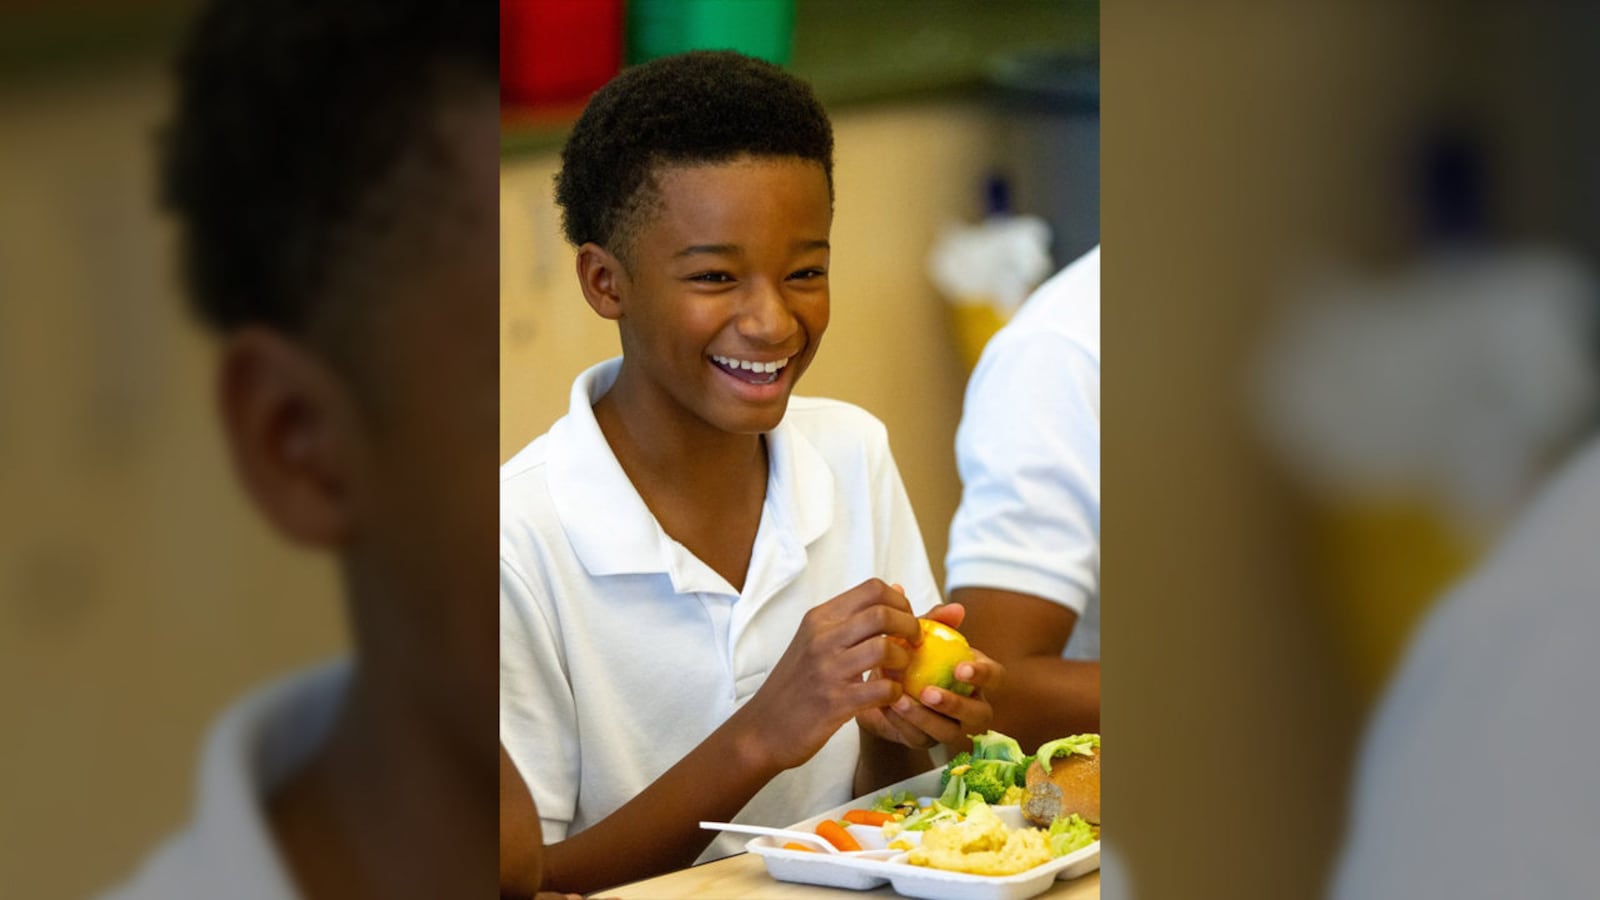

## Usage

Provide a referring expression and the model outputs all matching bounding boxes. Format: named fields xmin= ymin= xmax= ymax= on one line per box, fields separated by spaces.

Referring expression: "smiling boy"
xmin=499 ymin=51 xmax=1003 ymax=895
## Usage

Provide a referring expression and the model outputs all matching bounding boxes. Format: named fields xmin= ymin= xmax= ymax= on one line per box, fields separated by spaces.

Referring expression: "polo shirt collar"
xmin=546 ymin=358 xmax=834 ymax=592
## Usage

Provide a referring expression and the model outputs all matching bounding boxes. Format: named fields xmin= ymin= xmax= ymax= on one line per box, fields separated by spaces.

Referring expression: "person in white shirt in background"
xmin=105 ymin=1 xmax=499 ymax=897
xmin=946 ymin=245 xmax=1102 ymax=750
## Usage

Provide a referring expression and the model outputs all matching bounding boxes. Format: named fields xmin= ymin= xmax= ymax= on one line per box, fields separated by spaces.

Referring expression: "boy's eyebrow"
xmin=671 ymin=239 xmax=830 ymax=259
xmin=672 ymin=243 xmax=740 ymax=259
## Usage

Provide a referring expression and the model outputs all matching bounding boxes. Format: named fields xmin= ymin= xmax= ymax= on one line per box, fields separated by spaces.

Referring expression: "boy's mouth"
xmin=709 ymin=353 xmax=793 ymax=386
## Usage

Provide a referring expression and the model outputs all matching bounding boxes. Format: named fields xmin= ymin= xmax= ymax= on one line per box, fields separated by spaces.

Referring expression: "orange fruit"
xmin=901 ymin=619 xmax=976 ymax=700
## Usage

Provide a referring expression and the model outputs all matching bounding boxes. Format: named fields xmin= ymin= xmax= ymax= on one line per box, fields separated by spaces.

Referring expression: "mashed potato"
xmin=906 ymin=804 xmax=1052 ymax=876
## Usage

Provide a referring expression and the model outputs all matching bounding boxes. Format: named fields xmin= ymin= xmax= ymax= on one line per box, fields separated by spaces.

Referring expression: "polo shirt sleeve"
xmin=499 ymin=555 xmax=580 ymax=843
xmin=945 ymin=328 xmax=1100 ymax=615
xmin=867 ymin=422 xmax=941 ymax=617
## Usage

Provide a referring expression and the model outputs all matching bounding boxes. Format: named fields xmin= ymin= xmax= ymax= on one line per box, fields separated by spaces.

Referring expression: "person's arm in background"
xmin=945 ymin=251 xmax=1102 ymax=753
xmin=953 ymin=588 xmax=1099 ymax=748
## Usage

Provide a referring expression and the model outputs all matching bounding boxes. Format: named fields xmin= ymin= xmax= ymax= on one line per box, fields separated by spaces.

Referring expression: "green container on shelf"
xmin=627 ymin=0 xmax=795 ymax=66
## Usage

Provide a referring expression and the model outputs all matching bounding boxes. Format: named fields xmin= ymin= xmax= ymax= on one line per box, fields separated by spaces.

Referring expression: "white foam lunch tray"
xmin=745 ymin=768 xmax=1099 ymax=900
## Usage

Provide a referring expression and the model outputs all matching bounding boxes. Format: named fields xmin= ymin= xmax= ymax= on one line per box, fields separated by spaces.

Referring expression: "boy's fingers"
xmin=837 ymin=634 xmax=912 ymax=680
xmin=857 ymin=706 xmax=900 ymax=745
xmin=953 ymin=651 xmax=1003 ymax=691
xmin=846 ymin=675 xmax=903 ymax=711
xmin=923 ymin=601 xmax=966 ymax=630
xmin=876 ymin=704 xmax=939 ymax=748
xmin=844 ymin=578 xmax=915 ymax=614
xmin=888 ymin=694 xmax=963 ymax=745
xmin=838 ymin=602 xmax=921 ymax=649
xmin=914 ymin=685 xmax=983 ymax=729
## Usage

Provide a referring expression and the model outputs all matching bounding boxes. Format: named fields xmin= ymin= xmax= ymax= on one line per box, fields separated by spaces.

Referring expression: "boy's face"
xmin=611 ymin=155 xmax=832 ymax=436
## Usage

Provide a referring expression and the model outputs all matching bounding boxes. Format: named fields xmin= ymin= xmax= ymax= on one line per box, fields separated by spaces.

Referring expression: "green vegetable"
xmin=941 ymin=731 xmax=1030 ymax=801
xmin=901 ymin=802 xmax=963 ymax=832
xmin=1015 ymin=754 xmax=1036 ymax=787
xmin=1034 ymin=734 xmax=1100 ymax=775
xmin=1048 ymin=814 xmax=1096 ymax=856
xmin=937 ymin=768 xmax=968 ymax=809
xmin=959 ymin=764 xmax=1012 ymax=804
xmin=971 ymin=730 xmax=1026 ymax=764
xmin=931 ymin=733 xmax=1035 ymax=814
xmin=870 ymin=790 xmax=917 ymax=814
xmin=938 ymin=751 xmax=973 ymax=791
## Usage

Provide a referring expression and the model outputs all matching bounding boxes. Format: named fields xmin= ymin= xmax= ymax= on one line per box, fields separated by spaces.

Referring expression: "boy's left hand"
xmin=857 ymin=602 xmax=1006 ymax=749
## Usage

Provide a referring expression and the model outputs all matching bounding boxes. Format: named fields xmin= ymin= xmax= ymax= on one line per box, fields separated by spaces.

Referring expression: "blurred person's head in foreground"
xmin=107 ymin=1 xmax=497 ymax=898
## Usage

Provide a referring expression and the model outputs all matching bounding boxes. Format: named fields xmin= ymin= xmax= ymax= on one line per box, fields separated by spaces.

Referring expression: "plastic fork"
xmin=698 ymin=821 xmax=903 ymax=859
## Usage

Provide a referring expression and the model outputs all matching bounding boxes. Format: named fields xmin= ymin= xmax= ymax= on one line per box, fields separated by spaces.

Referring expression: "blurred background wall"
xmin=0 ymin=7 xmax=345 ymax=897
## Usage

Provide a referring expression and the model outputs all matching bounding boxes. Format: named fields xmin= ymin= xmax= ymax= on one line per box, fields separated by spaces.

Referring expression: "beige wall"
xmin=500 ymin=102 xmax=1011 ymax=588
xmin=1104 ymin=4 xmax=1450 ymax=898
xmin=0 ymin=68 xmax=346 ymax=898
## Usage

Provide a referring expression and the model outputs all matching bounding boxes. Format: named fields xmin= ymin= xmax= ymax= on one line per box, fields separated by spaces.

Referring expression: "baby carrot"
xmin=816 ymin=819 xmax=862 ymax=852
xmin=843 ymin=809 xmax=894 ymax=827
xmin=782 ymin=841 xmax=817 ymax=852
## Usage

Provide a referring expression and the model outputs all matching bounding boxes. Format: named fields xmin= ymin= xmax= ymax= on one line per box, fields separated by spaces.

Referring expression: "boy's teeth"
xmin=713 ymin=354 xmax=790 ymax=374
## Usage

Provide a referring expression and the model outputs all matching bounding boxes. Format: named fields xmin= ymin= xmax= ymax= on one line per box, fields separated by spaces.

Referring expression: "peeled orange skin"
xmin=900 ymin=619 xmax=976 ymax=700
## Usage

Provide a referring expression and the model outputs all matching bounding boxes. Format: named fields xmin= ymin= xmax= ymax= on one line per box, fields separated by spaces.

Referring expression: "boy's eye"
xmin=688 ymin=271 xmax=736 ymax=284
xmin=789 ymin=267 xmax=827 ymax=281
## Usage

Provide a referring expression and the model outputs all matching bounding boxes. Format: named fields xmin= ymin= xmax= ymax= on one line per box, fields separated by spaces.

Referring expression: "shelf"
xmin=501 ymin=0 xmax=1098 ymax=158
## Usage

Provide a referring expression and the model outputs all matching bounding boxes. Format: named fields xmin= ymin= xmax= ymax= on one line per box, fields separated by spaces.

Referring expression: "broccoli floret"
xmin=966 ymin=759 xmax=1023 ymax=801
xmin=1015 ymin=754 xmax=1036 ymax=787
xmin=961 ymin=765 xmax=1011 ymax=804
xmin=971 ymin=730 xmax=1026 ymax=764
xmin=939 ymin=751 xmax=974 ymax=791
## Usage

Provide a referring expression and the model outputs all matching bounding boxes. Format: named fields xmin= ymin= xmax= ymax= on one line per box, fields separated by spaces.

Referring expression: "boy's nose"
xmin=736 ymin=280 xmax=799 ymax=343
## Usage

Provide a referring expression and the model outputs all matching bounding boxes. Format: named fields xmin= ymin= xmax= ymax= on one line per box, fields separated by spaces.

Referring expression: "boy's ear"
xmin=216 ymin=326 xmax=361 ymax=549
xmin=575 ymin=241 xmax=626 ymax=321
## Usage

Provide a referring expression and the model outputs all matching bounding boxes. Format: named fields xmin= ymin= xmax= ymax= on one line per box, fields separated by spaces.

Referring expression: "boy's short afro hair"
xmin=161 ymin=0 xmax=495 ymax=335
xmin=554 ymin=50 xmax=834 ymax=258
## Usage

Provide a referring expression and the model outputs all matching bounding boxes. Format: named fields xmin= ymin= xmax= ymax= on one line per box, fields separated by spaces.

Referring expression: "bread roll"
xmin=1022 ymin=744 xmax=1100 ymax=826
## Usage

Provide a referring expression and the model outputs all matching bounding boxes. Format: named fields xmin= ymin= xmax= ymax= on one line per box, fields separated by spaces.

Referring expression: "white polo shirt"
xmin=101 ymin=660 xmax=349 ymax=900
xmin=946 ymin=246 xmax=1100 ymax=659
xmin=500 ymin=358 xmax=939 ymax=863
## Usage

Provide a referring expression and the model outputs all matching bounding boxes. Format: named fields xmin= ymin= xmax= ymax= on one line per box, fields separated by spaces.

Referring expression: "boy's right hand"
xmin=736 ymin=578 xmax=923 ymax=771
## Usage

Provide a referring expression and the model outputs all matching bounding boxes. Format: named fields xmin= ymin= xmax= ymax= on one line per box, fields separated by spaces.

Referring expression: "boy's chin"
xmin=714 ymin=398 xmax=792 ymax=435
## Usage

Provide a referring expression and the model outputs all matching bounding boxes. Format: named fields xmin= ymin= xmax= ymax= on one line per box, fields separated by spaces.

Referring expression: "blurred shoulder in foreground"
xmin=101 ymin=0 xmax=498 ymax=896
xmin=1332 ymin=432 xmax=1600 ymax=898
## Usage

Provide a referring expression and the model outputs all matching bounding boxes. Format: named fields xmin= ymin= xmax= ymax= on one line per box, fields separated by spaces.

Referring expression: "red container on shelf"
xmin=501 ymin=0 xmax=623 ymax=107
